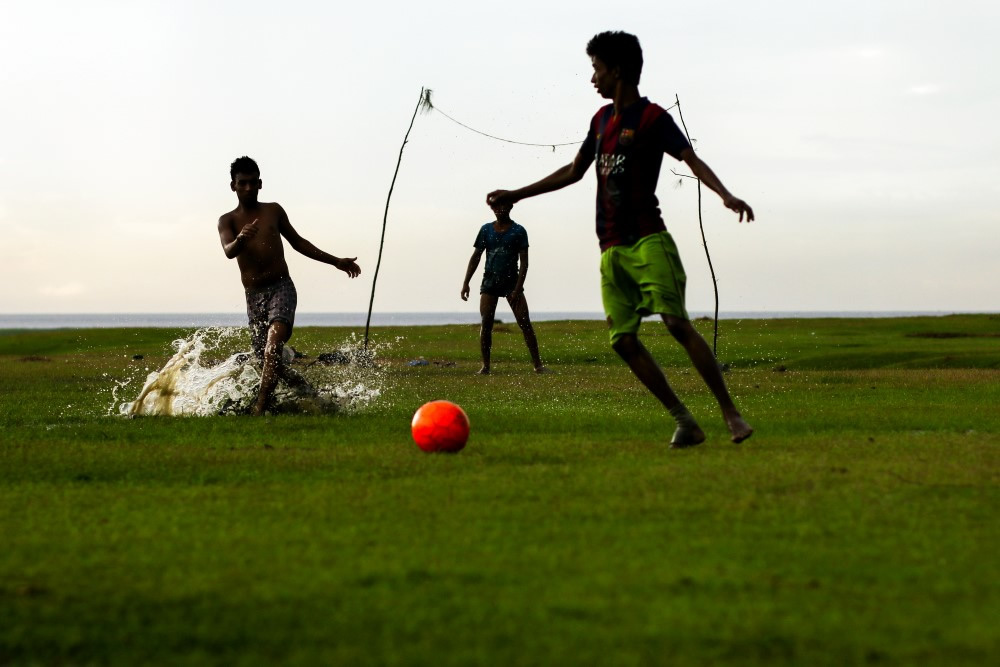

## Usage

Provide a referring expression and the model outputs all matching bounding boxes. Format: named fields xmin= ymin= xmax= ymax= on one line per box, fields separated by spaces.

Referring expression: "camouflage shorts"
xmin=245 ymin=276 xmax=297 ymax=360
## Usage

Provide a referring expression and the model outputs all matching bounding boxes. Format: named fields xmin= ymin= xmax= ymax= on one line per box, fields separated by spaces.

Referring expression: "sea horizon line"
xmin=1 ymin=310 xmax=994 ymax=330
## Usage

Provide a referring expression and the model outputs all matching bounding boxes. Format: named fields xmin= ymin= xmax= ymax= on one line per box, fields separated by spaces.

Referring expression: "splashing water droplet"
xmin=111 ymin=328 xmax=392 ymax=417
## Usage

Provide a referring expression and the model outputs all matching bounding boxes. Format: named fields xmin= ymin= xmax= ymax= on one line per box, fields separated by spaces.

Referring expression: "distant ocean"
xmin=0 ymin=311 xmax=982 ymax=329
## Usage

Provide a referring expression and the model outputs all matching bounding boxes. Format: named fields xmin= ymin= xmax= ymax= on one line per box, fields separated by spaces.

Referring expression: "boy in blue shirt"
xmin=461 ymin=202 xmax=547 ymax=375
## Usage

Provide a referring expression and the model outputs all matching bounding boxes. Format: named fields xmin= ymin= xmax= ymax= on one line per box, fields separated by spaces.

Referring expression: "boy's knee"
xmin=612 ymin=333 xmax=639 ymax=358
xmin=264 ymin=339 xmax=284 ymax=362
xmin=665 ymin=317 xmax=692 ymax=341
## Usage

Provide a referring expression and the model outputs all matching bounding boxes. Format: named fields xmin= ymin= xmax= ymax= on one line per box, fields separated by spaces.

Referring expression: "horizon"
xmin=4 ymin=309 xmax=993 ymax=316
xmin=6 ymin=309 xmax=996 ymax=331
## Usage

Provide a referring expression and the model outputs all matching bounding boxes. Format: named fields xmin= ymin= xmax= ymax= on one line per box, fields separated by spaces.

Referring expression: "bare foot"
xmin=477 ymin=367 xmax=490 ymax=375
xmin=534 ymin=365 xmax=552 ymax=374
xmin=670 ymin=425 xmax=706 ymax=448
xmin=725 ymin=411 xmax=753 ymax=443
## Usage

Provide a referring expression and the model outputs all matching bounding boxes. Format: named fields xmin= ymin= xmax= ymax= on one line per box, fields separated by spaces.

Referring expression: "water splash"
xmin=113 ymin=327 xmax=388 ymax=417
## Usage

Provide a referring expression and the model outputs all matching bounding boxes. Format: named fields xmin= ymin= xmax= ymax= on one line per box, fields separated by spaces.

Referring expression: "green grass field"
xmin=2 ymin=315 xmax=998 ymax=665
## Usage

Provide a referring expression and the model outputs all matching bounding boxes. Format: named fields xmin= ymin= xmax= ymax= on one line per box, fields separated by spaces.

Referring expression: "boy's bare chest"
xmin=234 ymin=211 xmax=277 ymax=233
xmin=234 ymin=214 xmax=282 ymax=258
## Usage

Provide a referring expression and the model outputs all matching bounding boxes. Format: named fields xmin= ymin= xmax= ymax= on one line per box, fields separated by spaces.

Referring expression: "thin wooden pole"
xmin=364 ymin=87 xmax=425 ymax=352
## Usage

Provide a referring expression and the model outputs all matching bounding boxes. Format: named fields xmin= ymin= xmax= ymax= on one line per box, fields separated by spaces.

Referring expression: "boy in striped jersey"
xmin=487 ymin=32 xmax=753 ymax=446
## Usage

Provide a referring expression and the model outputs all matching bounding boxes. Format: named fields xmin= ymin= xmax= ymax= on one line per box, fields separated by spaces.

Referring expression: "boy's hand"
xmin=723 ymin=196 xmax=754 ymax=223
xmin=461 ymin=283 xmax=470 ymax=301
xmin=486 ymin=190 xmax=515 ymax=208
xmin=335 ymin=257 xmax=361 ymax=278
xmin=237 ymin=218 xmax=260 ymax=241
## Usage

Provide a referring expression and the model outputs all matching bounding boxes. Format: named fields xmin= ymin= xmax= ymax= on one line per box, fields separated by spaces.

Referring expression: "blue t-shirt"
xmin=473 ymin=221 xmax=529 ymax=292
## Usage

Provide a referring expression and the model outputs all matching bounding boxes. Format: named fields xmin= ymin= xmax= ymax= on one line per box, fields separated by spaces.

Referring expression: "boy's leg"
xmin=611 ymin=333 xmax=705 ymax=447
xmin=603 ymin=238 xmax=704 ymax=447
xmin=267 ymin=277 xmax=310 ymax=393
xmin=253 ymin=320 xmax=292 ymax=416
xmin=662 ymin=315 xmax=753 ymax=443
xmin=507 ymin=291 xmax=546 ymax=372
xmin=478 ymin=294 xmax=500 ymax=374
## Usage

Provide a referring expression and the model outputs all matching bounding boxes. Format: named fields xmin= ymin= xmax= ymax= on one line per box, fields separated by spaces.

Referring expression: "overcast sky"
xmin=1 ymin=0 xmax=997 ymax=315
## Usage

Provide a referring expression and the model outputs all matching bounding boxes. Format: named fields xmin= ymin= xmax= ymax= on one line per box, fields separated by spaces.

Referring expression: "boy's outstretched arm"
xmin=461 ymin=248 xmax=484 ymax=301
xmin=680 ymin=149 xmax=755 ymax=222
xmin=487 ymin=150 xmax=592 ymax=208
xmin=511 ymin=248 xmax=528 ymax=297
xmin=278 ymin=206 xmax=361 ymax=277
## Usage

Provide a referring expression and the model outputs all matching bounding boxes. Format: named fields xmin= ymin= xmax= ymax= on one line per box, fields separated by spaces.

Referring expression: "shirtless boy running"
xmin=218 ymin=156 xmax=361 ymax=415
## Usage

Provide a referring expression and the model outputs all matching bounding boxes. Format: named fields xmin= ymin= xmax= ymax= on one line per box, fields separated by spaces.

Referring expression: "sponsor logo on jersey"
xmin=598 ymin=153 xmax=626 ymax=176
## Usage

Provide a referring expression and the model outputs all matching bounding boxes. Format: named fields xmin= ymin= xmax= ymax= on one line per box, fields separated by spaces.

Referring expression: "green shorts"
xmin=600 ymin=231 xmax=689 ymax=345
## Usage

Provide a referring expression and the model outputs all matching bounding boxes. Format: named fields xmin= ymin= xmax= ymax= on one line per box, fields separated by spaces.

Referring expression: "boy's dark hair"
xmin=586 ymin=31 xmax=643 ymax=85
xmin=230 ymin=156 xmax=260 ymax=180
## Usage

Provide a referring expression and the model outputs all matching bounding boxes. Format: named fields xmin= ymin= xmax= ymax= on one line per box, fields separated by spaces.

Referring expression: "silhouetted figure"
xmin=487 ymin=32 xmax=753 ymax=445
xmin=461 ymin=201 xmax=547 ymax=375
xmin=217 ymin=156 xmax=360 ymax=415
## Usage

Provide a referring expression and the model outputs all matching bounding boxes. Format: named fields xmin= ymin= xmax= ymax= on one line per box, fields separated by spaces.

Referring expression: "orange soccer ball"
xmin=411 ymin=400 xmax=470 ymax=453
